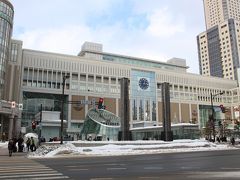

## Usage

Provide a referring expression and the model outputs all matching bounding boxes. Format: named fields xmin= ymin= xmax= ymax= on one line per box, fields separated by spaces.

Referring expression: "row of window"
xmin=0 ymin=2 xmax=13 ymax=18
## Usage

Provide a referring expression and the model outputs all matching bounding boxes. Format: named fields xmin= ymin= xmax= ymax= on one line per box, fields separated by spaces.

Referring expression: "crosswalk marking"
xmin=0 ymin=170 xmax=57 ymax=175
xmin=31 ymin=176 xmax=70 ymax=180
xmin=0 ymin=173 xmax=64 ymax=179
xmin=0 ymin=156 xmax=70 ymax=179
xmin=0 ymin=168 xmax=52 ymax=172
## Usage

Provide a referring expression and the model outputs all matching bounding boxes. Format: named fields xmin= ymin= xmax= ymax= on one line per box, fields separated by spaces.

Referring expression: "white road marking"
xmin=91 ymin=178 xmax=113 ymax=180
xmin=144 ymin=166 xmax=163 ymax=170
xmin=0 ymin=165 xmax=47 ymax=169
xmin=0 ymin=173 xmax=63 ymax=179
xmin=0 ymin=170 xmax=57 ymax=175
xmin=69 ymin=168 xmax=89 ymax=171
xmin=187 ymin=171 xmax=240 ymax=179
xmin=139 ymin=177 xmax=160 ymax=179
xmin=103 ymin=163 xmax=126 ymax=166
xmin=31 ymin=176 xmax=69 ymax=180
xmin=0 ymin=168 xmax=51 ymax=172
xmin=221 ymin=167 xmax=240 ymax=170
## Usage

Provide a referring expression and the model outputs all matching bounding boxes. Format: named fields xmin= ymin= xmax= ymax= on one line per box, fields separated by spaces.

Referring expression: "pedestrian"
xmin=30 ymin=137 xmax=36 ymax=152
xmin=231 ymin=137 xmax=235 ymax=146
xmin=26 ymin=137 xmax=31 ymax=152
xmin=17 ymin=136 xmax=24 ymax=152
xmin=8 ymin=139 xmax=14 ymax=157
xmin=12 ymin=136 xmax=17 ymax=153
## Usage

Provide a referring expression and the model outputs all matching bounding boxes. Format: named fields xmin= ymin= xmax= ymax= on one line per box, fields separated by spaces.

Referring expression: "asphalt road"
xmin=35 ymin=149 xmax=240 ymax=180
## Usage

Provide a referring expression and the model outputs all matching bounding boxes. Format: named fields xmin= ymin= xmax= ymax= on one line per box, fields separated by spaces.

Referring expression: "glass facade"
xmin=80 ymin=108 xmax=120 ymax=141
xmin=131 ymin=69 xmax=157 ymax=127
xmin=199 ymin=105 xmax=224 ymax=129
xmin=0 ymin=0 xmax=13 ymax=98
xmin=131 ymin=125 xmax=200 ymax=140
xmin=9 ymin=41 xmax=19 ymax=62
xmin=102 ymin=54 xmax=184 ymax=71
xmin=22 ymin=92 xmax=68 ymax=127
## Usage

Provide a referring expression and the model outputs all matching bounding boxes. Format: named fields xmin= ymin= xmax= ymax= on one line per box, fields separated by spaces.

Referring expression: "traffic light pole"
xmin=60 ymin=75 xmax=69 ymax=145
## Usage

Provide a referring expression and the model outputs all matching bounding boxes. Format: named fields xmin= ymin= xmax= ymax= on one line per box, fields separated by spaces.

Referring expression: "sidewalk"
xmin=0 ymin=146 xmax=27 ymax=157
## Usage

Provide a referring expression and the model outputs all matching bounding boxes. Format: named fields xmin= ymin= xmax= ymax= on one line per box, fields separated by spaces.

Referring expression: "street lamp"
xmin=60 ymin=75 xmax=70 ymax=144
xmin=210 ymin=91 xmax=224 ymax=141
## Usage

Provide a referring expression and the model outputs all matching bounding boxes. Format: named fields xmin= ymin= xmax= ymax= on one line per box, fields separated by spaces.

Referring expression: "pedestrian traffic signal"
xmin=32 ymin=121 xmax=36 ymax=130
xmin=219 ymin=104 xmax=226 ymax=113
xmin=98 ymin=98 xmax=104 ymax=109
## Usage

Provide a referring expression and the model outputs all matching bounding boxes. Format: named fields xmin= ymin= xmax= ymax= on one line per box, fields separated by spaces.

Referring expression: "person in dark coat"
xmin=26 ymin=137 xmax=31 ymax=152
xmin=30 ymin=137 xmax=36 ymax=152
xmin=12 ymin=136 xmax=17 ymax=153
xmin=17 ymin=136 xmax=24 ymax=152
xmin=231 ymin=137 xmax=235 ymax=145
xmin=8 ymin=139 xmax=14 ymax=157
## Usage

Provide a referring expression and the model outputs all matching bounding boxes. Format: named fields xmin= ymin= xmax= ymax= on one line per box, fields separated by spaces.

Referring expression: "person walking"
xmin=231 ymin=137 xmax=235 ymax=146
xmin=26 ymin=137 xmax=31 ymax=152
xmin=30 ymin=137 xmax=36 ymax=152
xmin=18 ymin=136 xmax=24 ymax=152
xmin=8 ymin=139 xmax=14 ymax=157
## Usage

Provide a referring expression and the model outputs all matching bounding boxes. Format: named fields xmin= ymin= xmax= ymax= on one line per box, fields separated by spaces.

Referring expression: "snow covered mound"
xmin=26 ymin=139 xmax=236 ymax=159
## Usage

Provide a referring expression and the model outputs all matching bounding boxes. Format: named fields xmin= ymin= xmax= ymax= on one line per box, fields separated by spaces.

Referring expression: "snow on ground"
xmin=0 ymin=139 xmax=238 ymax=159
xmin=0 ymin=141 xmax=7 ymax=148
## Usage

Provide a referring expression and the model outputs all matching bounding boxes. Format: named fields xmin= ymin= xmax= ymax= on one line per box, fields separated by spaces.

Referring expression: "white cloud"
xmin=146 ymin=8 xmax=185 ymax=37
xmin=12 ymin=0 xmax=204 ymax=74
xmin=18 ymin=25 xmax=92 ymax=55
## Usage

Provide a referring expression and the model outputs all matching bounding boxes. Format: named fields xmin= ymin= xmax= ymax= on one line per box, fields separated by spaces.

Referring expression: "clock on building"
xmin=138 ymin=77 xmax=149 ymax=90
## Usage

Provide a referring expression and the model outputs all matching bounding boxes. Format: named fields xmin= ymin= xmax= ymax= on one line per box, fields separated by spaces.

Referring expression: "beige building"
xmin=15 ymin=41 xmax=240 ymax=140
xmin=3 ymin=0 xmax=240 ymax=140
xmin=204 ymin=0 xmax=240 ymax=29
xmin=198 ymin=0 xmax=240 ymax=81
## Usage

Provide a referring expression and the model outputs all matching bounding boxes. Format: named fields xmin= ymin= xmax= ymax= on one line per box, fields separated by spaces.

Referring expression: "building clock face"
xmin=138 ymin=78 xmax=149 ymax=90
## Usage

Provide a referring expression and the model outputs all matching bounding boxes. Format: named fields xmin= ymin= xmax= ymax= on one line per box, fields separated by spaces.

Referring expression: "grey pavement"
xmin=0 ymin=145 xmax=27 ymax=157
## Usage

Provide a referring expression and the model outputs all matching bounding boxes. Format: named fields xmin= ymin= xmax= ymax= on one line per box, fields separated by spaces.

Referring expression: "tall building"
xmin=0 ymin=0 xmax=14 ymax=98
xmin=0 ymin=0 xmax=21 ymax=141
xmin=197 ymin=0 xmax=240 ymax=81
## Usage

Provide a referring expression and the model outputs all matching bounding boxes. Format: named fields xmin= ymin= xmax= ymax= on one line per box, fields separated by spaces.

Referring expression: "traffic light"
xmin=98 ymin=98 xmax=104 ymax=109
xmin=32 ymin=121 xmax=36 ymax=130
xmin=219 ymin=104 xmax=226 ymax=113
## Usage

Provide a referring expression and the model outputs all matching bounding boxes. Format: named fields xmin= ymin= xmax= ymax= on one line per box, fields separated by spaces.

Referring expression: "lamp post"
xmin=210 ymin=92 xmax=224 ymax=141
xmin=60 ymin=75 xmax=70 ymax=144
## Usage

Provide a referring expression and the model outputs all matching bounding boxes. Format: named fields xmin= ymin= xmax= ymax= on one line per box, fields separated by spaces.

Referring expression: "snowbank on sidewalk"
xmin=24 ymin=139 xmax=237 ymax=158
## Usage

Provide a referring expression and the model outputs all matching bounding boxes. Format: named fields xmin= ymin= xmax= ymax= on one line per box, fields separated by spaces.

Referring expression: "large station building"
xmin=11 ymin=41 xmax=240 ymax=140
xmin=1 ymin=0 xmax=240 ymax=141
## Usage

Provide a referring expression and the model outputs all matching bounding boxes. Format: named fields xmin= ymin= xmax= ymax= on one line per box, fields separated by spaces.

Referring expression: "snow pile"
xmin=0 ymin=141 xmax=7 ymax=148
xmin=24 ymin=139 xmax=236 ymax=158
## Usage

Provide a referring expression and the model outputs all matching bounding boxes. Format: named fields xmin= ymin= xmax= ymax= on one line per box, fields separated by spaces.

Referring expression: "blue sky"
xmin=10 ymin=0 xmax=205 ymax=74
